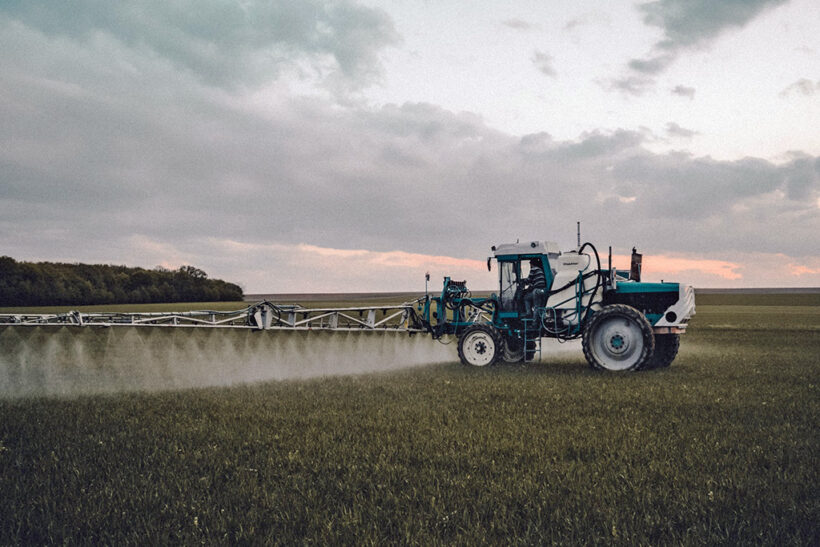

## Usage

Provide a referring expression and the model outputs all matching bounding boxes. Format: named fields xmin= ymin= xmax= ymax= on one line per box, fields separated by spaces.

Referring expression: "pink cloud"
xmin=788 ymin=263 xmax=820 ymax=276
xmin=200 ymin=238 xmax=493 ymax=292
xmin=126 ymin=235 xmax=195 ymax=270
xmin=139 ymin=237 xmax=820 ymax=292
xmin=612 ymin=253 xmax=742 ymax=280
xmin=273 ymin=243 xmax=487 ymax=270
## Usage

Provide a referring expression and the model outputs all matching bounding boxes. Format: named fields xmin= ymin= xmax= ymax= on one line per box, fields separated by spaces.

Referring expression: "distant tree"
xmin=0 ymin=257 xmax=244 ymax=306
xmin=178 ymin=265 xmax=207 ymax=279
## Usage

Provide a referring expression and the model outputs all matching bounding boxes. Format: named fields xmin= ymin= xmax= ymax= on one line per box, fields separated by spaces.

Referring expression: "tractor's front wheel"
xmin=582 ymin=304 xmax=654 ymax=372
xmin=458 ymin=324 xmax=501 ymax=367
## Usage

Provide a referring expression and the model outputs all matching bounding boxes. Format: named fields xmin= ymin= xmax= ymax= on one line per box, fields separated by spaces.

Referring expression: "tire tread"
xmin=644 ymin=333 xmax=680 ymax=369
xmin=582 ymin=304 xmax=654 ymax=372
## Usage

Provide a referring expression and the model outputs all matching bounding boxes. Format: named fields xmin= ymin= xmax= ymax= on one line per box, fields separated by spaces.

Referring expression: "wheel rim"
xmin=462 ymin=331 xmax=496 ymax=366
xmin=590 ymin=315 xmax=645 ymax=371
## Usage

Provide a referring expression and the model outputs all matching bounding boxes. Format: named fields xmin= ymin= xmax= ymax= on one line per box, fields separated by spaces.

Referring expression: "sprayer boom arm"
xmin=0 ymin=301 xmax=426 ymax=332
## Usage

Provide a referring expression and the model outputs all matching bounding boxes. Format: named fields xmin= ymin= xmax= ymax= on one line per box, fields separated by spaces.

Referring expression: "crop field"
xmin=0 ymin=294 xmax=818 ymax=544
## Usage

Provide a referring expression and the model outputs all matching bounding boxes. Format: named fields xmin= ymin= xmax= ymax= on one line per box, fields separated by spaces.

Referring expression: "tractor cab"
xmin=491 ymin=241 xmax=559 ymax=318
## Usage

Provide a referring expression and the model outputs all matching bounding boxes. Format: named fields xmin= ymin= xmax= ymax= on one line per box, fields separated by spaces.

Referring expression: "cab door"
xmin=498 ymin=259 xmax=521 ymax=315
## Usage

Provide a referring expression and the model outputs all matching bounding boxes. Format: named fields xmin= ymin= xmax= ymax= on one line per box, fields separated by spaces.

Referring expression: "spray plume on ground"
xmin=0 ymin=326 xmax=455 ymax=399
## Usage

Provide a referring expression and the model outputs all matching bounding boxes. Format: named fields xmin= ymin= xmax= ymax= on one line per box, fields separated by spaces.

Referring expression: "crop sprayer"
xmin=0 ymin=239 xmax=695 ymax=374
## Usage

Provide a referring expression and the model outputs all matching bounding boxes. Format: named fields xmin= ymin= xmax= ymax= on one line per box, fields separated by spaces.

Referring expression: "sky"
xmin=1 ymin=0 xmax=818 ymax=293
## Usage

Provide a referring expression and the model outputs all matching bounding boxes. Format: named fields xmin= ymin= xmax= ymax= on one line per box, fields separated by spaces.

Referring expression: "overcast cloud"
xmin=1 ymin=0 xmax=818 ymax=291
xmin=670 ymin=84 xmax=696 ymax=99
xmin=665 ymin=122 xmax=699 ymax=139
xmin=639 ymin=0 xmax=790 ymax=52
xmin=0 ymin=0 xmax=398 ymax=91
xmin=780 ymin=78 xmax=820 ymax=97
xmin=531 ymin=50 xmax=557 ymax=77
xmin=615 ymin=0 xmax=791 ymax=92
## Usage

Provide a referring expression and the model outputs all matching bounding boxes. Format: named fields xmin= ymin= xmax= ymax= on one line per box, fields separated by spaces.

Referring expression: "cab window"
xmin=499 ymin=261 xmax=519 ymax=312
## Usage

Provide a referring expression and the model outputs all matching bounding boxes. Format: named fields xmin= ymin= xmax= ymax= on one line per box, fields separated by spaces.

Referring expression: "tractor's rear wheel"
xmin=501 ymin=336 xmax=538 ymax=363
xmin=502 ymin=336 xmax=524 ymax=363
xmin=582 ymin=304 xmax=654 ymax=372
xmin=458 ymin=324 xmax=501 ymax=367
xmin=645 ymin=334 xmax=680 ymax=369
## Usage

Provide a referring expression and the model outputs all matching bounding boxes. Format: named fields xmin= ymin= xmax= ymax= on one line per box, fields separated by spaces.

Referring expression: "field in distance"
xmin=0 ymin=293 xmax=817 ymax=544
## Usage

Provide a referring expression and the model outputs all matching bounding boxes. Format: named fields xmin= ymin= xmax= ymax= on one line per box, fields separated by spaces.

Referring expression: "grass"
xmin=0 ymin=295 xmax=818 ymax=544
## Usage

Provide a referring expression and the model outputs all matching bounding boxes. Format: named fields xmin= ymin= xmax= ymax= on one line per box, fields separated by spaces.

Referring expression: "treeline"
xmin=0 ymin=257 xmax=244 ymax=306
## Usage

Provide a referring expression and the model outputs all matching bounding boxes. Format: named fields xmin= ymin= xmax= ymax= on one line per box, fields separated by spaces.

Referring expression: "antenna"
xmin=576 ymin=221 xmax=581 ymax=248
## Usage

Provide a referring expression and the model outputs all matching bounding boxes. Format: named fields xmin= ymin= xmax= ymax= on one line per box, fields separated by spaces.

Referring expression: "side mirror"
xmin=487 ymin=257 xmax=492 ymax=271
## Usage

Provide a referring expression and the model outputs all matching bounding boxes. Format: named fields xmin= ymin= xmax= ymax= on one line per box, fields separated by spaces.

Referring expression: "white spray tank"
xmin=545 ymin=247 xmax=602 ymax=327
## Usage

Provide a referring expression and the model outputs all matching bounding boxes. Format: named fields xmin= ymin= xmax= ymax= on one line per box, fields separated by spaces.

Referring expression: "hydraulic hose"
xmin=540 ymin=242 xmax=604 ymax=341
xmin=577 ymin=242 xmax=604 ymax=328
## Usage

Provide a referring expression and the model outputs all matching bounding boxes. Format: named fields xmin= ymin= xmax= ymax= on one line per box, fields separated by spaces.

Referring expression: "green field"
xmin=0 ymin=295 xmax=818 ymax=544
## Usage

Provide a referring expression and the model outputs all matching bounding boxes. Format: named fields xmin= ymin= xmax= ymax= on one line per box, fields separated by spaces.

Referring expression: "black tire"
xmin=500 ymin=336 xmax=538 ymax=363
xmin=582 ymin=304 xmax=654 ymax=372
xmin=645 ymin=334 xmax=680 ymax=369
xmin=458 ymin=324 xmax=502 ymax=367
xmin=501 ymin=335 xmax=524 ymax=363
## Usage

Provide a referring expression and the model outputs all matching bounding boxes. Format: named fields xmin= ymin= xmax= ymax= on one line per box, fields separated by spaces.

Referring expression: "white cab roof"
xmin=492 ymin=241 xmax=561 ymax=257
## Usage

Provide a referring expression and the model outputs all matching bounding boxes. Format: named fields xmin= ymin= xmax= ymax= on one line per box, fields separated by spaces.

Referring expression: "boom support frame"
xmin=0 ymin=301 xmax=426 ymax=332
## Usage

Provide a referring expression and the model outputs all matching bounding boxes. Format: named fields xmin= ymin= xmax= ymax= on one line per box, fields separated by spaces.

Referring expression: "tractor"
xmin=418 ymin=240 xmax=695 ymax=371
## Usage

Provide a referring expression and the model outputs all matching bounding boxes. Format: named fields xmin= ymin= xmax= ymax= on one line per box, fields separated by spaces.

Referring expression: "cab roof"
xmin=492 ymin=241 xmax=561 ymax=257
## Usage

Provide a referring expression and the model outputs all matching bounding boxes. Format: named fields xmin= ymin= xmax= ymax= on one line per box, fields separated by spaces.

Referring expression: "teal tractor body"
xmin=418 ymin=240 xmax=695 ymax=371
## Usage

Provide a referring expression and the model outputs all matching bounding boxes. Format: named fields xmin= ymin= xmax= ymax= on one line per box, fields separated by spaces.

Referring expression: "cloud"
xmin=666 ymin=122 xmax=699 ymax=139
xmin=779 ymin=78 xmax=820 ymax=98
xmin=643 ymin=255 xmax=741 ymax=280
xmin=628 ymin=54 xmax=675 ymax=76
xmin=0 ymin=0 xmax=399 ymax=91
xmin=161 ymin=238 xmax=494 ymax=293
xmin=604 ymin=75 xmax=655 ymax=96
xmin=789 ymin=263 xmax=820 ymax=276
xmin=639 ymin=0 xmax=789 ymax=51
xmin=531 ymin=50 xmax=556 ymax=77
xmin=0 ymin=1 xmax=818 ymax=291
xmin=619 ymin=0 xmax=789 ymax=85
xmin=3 ymin=50 xmax=817 ymax=273
xmin=780 ymin=154 xmax=819 ymax=200
xmin=671 ymin=85 xmax=696 ymax=99
xmin=613 ymin=254 xmax=741 ymax=280
xmin=502 ymin=18 xmax=536 ymax=31
xmin=610 ymin=153 xmax=819 ymax=220
xmin=564 ymin=13 xmax=611 ymax=32
xmin=553 ymin=129 xmax=646 ymax=158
